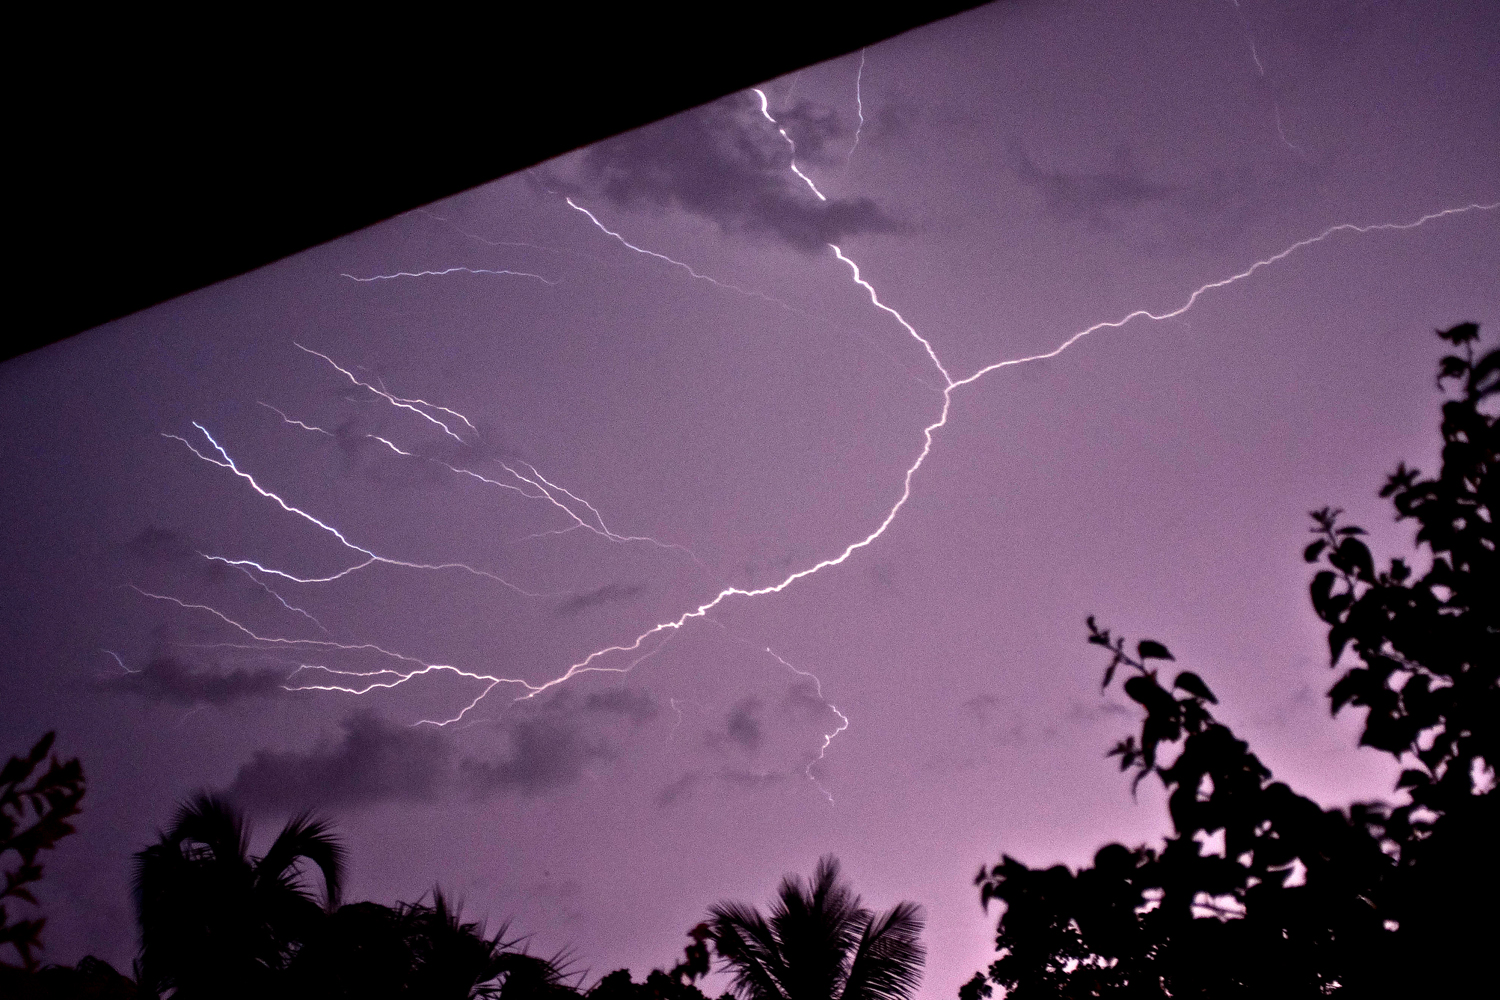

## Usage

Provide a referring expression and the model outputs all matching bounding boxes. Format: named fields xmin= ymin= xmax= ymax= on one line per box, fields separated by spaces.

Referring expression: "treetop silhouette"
xmin=962 ymin=323 xmax=1498 ymax=997
xmin=706 ymin=855 xmax=925 ymax=1000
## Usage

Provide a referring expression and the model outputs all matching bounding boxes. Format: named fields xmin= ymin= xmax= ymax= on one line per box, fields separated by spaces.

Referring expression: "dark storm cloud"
xmin=1011 ymin=144 xmax=1179 ymax=224
xmin=227 ymin=712 xmax=455 ymax=812
xmin=1177 ymin=158 xmax=1322 ymax=233
xmin=125 ymin=526 xmax=198 ymax=564
xmin=565 ymin=96 xmax=901 ymax=253
xmin=707 ymin=696 xmax=764 ymax=754
xmin=555 ymin=582 xmax=646 ymax=617
xmin=101 ymin=656 xmax=288 ymax=706
xmin=1253 ymin=681 xmax=1318 ymax=730
xmin=224 ymin=696 xmax=632 ymax=812
xmin=460 ymin=718 xmax=606 ymax=797
xmin=583 ymin=687 xmax=659 ymax=724
xmin=1010 ymin=141 xmax=1322 ymax=239
xmin=654 ymin=771 xmax=701 ymax=809
xmin=865 ymin=562 xmax=900 ymax=593
xmin=782 ymin=680 xmax=831 ymax=718
xmin=123 ymin=526 xmax=244 ymax=587
xmin=963 ymin=693 xmax=1003 ymax=720
xmin=656 ymin=766 xmax=785 ymax=808
xmin=719 ymin=767 xmax=786 ymax=791
xmin=1064 ymin=698 xmax=1134 ymax=725
xmin=313 ymin=416 xmax=454 ymax=488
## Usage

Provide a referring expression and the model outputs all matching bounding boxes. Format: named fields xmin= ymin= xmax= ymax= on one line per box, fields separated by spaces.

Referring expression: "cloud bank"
xmin=224 ymin=687 xmax=661 ymax=812
xmin=102 ymin=656 xmax=288 ymax=706
xmin=228 ymin=712 xmax=455 ymax=811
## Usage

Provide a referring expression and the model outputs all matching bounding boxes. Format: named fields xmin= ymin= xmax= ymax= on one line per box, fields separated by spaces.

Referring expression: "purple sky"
xmin=2 ymin=2 xmax=1497 ymax=995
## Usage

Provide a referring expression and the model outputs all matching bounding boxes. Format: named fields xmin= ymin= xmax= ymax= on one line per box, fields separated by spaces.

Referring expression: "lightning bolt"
xmin=415 ymin=208 xmax=557 ymax=251
xmin=258 ymin=402 xmax=335 ymax=437
xmin=667 ymin=697 xmax=688 ymax=742
xmin=341 ymin=266 xmax=558 ymax=284
xmin=295 ymin=342 xmax=476 ymax=443
xmin=1226 ymin=0 xmax=1305 ymax=158
xmin=132 ymin=587 xmax=441 ymax=670
xmin=229 ymin=562 xmax=330 ymax=633
xmin=129 ymin=586 xmax=556 ymax=727
xmin=163 ymin=422 xmax=560 ymax=596
xmin=1228 ymin=0 xmax=1264 ymax=76
xmin=845 ymin=49 xmax=866 ymax=171
xmin=564 ymin=197 xmax=798 ymax=312
xmin=259 ymin=374 xmax=700 ymax=563
xmin=564 ymin=195 xmax=944 ymax=391
xmin=950 ymin=202 xmax=1500 ymax=390
xmin=752 ymin=88 xmax=828 ymax=202
xmin=764 ymin=646 xmax=850 ymax=804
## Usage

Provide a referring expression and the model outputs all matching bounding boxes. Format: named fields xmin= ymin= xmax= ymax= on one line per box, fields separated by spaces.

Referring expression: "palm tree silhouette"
xmin=132 ymin=793 xmax=343 ymax=999
xmin=706 ymin=856 xmax=924 ymax=1000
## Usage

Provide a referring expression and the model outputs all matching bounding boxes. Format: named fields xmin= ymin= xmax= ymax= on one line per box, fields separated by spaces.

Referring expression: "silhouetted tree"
xmin=1 ymin=732 xmax=84 ymax=973
xmin=2 ymin=735 xmax=141 ymax=998
xmin=12 ymin=954 xmax=139 ymax=999
xmin=587 ymin=924 xmax=731 ymax=1000
xmin=282 ymin=898 xmax=412 ymax=999
xmin=286 ymin=888 xmax=578 ymax=1000
xmin=707 ymin=855 xmax=924 ymax=1000
xmin=1302 ymin=319 xmax=1498 ymax=994
xmin=133 ymin=794 xmax=343 ymax=999
xmin=961 ymin=323 xmax=1497 ymax=997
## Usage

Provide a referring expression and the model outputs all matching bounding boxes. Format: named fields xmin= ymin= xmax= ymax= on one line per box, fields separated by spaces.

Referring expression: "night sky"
xmin=3 ymin=2 xmax=1497 ymax=995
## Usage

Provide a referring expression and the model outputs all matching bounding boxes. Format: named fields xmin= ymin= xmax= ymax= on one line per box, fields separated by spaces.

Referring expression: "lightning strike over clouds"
xmin=753 ymin=88 xmax=829 ymax=202
xmin=128 ymin=586 xmax=545 ymax=727
xmin=146 ymin=52 xmax=1499 ymax=799
xmin=521 ymin=193 xmax=1496 ymax=745
xmin=341 ymin=266 xmax=558 ymax=285
xmin=130 ymin=586 xmax=434 ymax=670
xmin=167 ymin=144 xmax=1498 ymax=759
xmin=18 ymin=7 xmax=1499 ymax=988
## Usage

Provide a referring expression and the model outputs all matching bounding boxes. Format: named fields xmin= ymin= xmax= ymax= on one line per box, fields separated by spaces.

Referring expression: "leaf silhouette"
xmin=1136 ymin=640 xmax=1173 ymax=662
xmin=1171 ymin=671 xmax=1217 ymax=704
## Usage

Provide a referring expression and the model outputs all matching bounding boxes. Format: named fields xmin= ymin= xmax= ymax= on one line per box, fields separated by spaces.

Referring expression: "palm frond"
xmin=838 ymin=902 xmax=925 ymax=1000
xmin=709 ymin=899 xmax=792 ymax=1000
xmin=258 ymin=812 xmax=346 ymax=910
xmin=168 ymin=793 xmax=249 ymax=867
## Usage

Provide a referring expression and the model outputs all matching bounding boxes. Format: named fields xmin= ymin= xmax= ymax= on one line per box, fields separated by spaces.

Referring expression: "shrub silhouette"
xmin=287 ymin=888 xmax=577 ymax=1000
xmin=1 ymin=732 xmax=84 ymax=973
xmin=587 ymin=924 xmax=731 ymax=1000
xmin=962 ymin=323 xmax=1498 ymax=997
